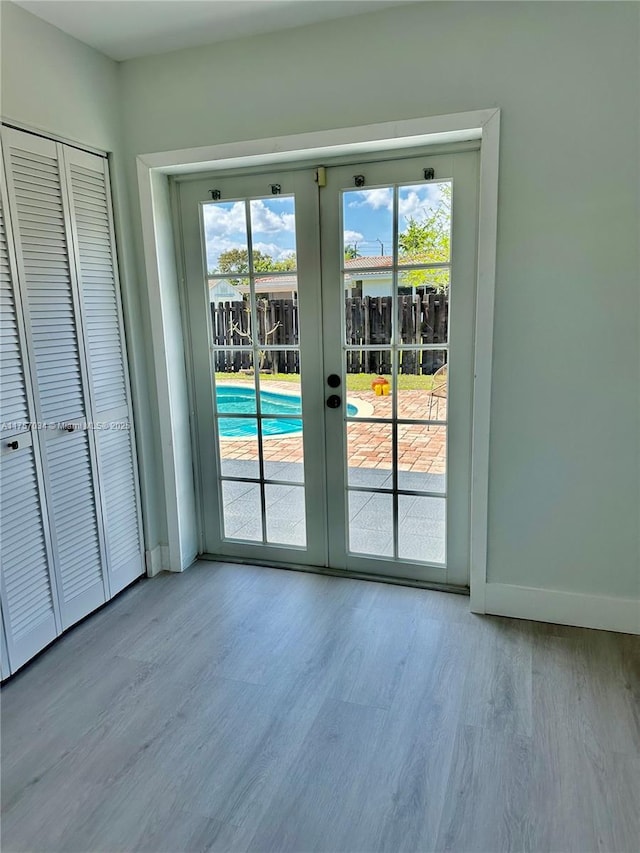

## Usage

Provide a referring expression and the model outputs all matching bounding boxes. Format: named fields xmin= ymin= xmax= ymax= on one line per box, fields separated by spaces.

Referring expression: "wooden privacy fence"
xmin=211 ymin=291 xmax=448 ymax=375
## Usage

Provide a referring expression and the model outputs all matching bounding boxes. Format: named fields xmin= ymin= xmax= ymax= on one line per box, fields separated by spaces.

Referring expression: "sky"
xmin=203 ymin=181 xmax=450 ymax=272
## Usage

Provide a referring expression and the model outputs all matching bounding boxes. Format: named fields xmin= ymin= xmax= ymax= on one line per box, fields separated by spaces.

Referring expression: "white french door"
xmin=179 ymin=169 xmax=328 ymax=568
xmin=178 ymin=148 xmax=478 ymax=587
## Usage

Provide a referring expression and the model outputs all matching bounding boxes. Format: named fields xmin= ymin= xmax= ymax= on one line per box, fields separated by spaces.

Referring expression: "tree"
xmin=398 ymin=183 xmax=451 ymax=290
xmin=344 ymin=244 xmax=359 ymax=260
xmin=271 ymin=254 xmax=296 ymax=272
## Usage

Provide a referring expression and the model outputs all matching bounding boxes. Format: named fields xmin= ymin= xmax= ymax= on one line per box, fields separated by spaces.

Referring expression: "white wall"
xmin=0 ymin=2 xmax=163 ymax=554
xmin=120 ymin=1 xmax=639 ymax=615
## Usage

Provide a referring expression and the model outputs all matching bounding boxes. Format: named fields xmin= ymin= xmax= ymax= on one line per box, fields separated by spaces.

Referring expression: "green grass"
xmin=215 ymin=372 xmax=436 ymax=391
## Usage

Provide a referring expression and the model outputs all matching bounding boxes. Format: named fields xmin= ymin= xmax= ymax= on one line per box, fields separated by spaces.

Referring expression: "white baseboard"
xmin=145 ymin=545 xmax=169 ymax=577
xmin=478 ymin=582 xmax=640 ymax=635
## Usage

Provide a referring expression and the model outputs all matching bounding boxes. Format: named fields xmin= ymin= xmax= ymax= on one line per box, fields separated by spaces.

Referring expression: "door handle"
xmin=63 ymin=424 xmax=76 ymax=432
xmin=326 ymin=395 xmax=341 ymax=409
xmin=7 ymin=440 xmax=19 ymax=450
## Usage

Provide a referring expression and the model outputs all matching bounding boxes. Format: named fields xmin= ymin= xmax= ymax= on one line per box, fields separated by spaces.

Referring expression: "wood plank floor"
xmin=1 ymin=561 xmax=639 ymax=853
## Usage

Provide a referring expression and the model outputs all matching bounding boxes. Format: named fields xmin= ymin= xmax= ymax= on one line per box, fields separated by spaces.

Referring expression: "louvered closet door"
xmin=0 ymin=163 xmax=61 ymax=671
xmin=3 ymin=128 xmax=108 ymax=629
xmin=64 ymin=148 xmax=144 ymax=594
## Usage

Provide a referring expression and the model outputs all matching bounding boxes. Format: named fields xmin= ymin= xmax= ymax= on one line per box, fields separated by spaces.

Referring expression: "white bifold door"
xmin=0 ymin=127 xmax=143 ymax=674
xmin=178 ymin=149 xmax=478 ymax=588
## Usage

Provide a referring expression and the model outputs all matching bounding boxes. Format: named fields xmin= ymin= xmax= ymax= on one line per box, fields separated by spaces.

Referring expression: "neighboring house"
xmin=343 ymin=255 xmax=393 ymax=298
xmin=209 ymin=279 xmax=244 ymax=304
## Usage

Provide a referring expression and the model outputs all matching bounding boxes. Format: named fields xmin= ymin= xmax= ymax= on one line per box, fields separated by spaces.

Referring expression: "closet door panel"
xmin=64 ymin=148 xmax=143 ymax=594
xmin=3 ymin=129 xmax=107 ymax=627
xmin=45 ymin=428 xmax=105 ymax=622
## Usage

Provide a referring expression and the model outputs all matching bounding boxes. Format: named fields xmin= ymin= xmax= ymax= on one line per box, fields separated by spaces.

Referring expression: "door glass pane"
xmin=209 ymin=278 xmax=252 ymax=346
xmin=344 ymin=367 xmax=391 ymax=419
xmin=398 ymin=495 xmax=446 ymax=564
xmin=250 ymin=196 xmax=297 ymax=268
xmin=215 ymin=360 xmax=257 ymax=414
xmin=348 ymin=491 xmax=393 ymax=558
xmin=397 ymin=350 xmax=448 ymax=421
xmin=397 ymin=182 xmax=451 ymax=265
xmin=262 ymin=418 xmax=304 ymax=484
xmin=218 ymin=418 xmax=259 ymax=479
xmin=203 ymin=201 xmax=248 ymax=274
xmin=343 ymin=187 xmax=394 ymax=262
xmin=397 ymin=270 xmax=450 ymax=346
xmin=255 ymin=277 xmax=299 ymax=346
xmin=213 ymin=349 xmax=255 ymax=394
xmin=347 ymin=421 xmax=392 ymax=488
xmin=344 ymin=275 xmax=392 ymax=345
xmin=397 ymin=424 xmax=446 ymax=493
xmin=208 ymin=278 xmax=252 ymax=347
xmin=221 ymin=481 xmax=262 ymax=541
xmin=265 ymin=484 xmax=306 ymax=547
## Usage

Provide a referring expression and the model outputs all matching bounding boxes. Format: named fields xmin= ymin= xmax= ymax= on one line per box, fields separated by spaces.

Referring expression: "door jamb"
xmin=135 ymin=108 xmax=499 ymax=614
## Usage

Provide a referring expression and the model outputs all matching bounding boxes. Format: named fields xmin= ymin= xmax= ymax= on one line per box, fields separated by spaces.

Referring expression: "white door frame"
xmin=135 ymin=108 xmax=500 ymax=612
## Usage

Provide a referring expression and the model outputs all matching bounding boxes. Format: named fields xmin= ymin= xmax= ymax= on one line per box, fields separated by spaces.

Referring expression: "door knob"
xmin=326 ymin=395 xmax=341 ymax=409
xmin=327 ymin=374 xmax=341 ymax=388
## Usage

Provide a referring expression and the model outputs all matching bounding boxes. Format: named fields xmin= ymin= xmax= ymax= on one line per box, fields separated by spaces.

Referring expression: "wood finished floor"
xmin=1 ymin=561 xmax=639 ymax=853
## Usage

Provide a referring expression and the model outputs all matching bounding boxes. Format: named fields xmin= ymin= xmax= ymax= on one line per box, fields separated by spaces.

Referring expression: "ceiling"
xmin=12 ymin=0 xmax=410 ymax=61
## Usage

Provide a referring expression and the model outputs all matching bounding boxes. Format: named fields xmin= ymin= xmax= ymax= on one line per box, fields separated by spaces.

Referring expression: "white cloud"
xmin=250 ymin=199 xmax=296 ymax=234
xmin=398 ymin=184 xmax=450 ymax=221
xmin=348 ymin=187 xmax=393 ymax=211
xmin=203 ymin=201 xmax=246 ymax=239
xmin=343 ymin=229 xmax=364 ymax=245
xmin=399 ymin=190 xmax=429 ymax=219
xmin=253 ymin=241 xmax=296 ymax=260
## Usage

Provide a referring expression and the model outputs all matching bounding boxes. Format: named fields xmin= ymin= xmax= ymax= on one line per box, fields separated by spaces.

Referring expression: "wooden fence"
xmin=211 ymin=291 xmax=448 ymax=375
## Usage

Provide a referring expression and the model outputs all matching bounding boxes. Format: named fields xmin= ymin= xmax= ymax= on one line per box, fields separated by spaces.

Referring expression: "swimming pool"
xmin=216 ymin=385 xmax=357 ymax=437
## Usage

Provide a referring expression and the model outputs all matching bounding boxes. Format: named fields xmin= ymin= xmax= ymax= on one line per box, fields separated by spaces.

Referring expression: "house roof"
xmin=344 ymin=255 xmax=393 ymax=269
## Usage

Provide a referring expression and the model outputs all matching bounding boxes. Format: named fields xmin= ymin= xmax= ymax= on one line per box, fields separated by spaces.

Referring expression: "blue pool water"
xmin=217 ymin=385 xmax=357 ymax=437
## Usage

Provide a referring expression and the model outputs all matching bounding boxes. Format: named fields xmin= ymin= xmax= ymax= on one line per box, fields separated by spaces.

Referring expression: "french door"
xmin=178 ymin=149 xmax=478 ymax=587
